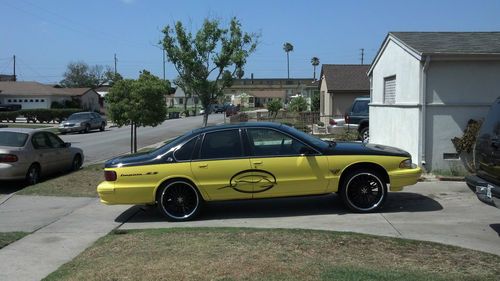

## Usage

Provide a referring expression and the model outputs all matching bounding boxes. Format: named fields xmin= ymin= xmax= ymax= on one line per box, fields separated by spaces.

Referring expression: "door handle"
xmin=252 ymin=161 xmax=263 ymax=165
xmin=198 ymin=164 xmax=208 ymax=168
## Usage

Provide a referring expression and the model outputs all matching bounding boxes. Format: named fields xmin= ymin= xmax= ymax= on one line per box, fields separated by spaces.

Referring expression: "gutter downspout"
xmin=420 ymin=56 xmax=430 ymax=169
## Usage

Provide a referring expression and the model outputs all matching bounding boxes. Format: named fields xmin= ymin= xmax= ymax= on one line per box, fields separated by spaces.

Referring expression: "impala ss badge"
xmin=219 ymin=169 xmax=277 ymax=193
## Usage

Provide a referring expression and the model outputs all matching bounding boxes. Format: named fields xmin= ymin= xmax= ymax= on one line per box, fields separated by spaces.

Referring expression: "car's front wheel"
xmin=71 ymin=154 xmax=82 ymax=171
xmin=100 ymin=123 xmax=105 ymax=131
xmin=157 ymin=180 xmax=202 ymax=222
xmin=25 ymin=164 xmax=40 ymax=185
xmin=360 ymin=127 xmax=369 ymax=143
xmin=340 ymin=169 xmax=387 ymax=213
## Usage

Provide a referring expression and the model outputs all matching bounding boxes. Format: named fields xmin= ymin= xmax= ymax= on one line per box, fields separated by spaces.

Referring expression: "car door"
xmin=31 ymin=132 xmax=59 ymax=175
xmin=45 ymin=132 xmax=73 ymax=170
xmin=190 ymin=129 xmax=253 ymax=200
xmin=246 ymin=128 xmax=330 ymax=198
xmin=476 ymin=98 xmax=500 ymax=186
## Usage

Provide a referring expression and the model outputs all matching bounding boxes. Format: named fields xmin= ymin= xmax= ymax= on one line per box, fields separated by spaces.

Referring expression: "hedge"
xmin=0 ymin=108 xmax=82 ymax=123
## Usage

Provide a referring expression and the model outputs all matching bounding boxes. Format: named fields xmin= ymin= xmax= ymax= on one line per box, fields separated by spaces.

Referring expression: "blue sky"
xmin=1 ymin=0 xmax=500 ymax=84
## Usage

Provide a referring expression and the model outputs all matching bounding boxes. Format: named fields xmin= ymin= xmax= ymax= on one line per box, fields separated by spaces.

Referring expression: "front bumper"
xmin=58 ymin=125 xmax=84 ymax=133
xmin=389 ymin=165 xmax=422 ymax=191
xmin=465 ymin=175 xmax=500 ymax=208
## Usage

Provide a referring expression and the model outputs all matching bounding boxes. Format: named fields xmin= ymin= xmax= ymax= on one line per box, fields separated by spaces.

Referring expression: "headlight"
xmin=399 ymin=159 xmax=412 ymax=169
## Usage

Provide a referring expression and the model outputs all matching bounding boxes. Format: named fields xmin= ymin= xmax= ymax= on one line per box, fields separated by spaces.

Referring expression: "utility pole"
xmin=360 ymin=48 xmax=365 ymax=65
xmin=114 ymin=53 xmax=117 ymax=75
xmin=13 ymin=55 xmax=16 ymax=80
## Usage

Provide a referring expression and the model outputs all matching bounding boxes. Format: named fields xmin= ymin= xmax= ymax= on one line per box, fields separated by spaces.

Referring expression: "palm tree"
xmin=283 ymin=42 xmax=294 ymax=79
xmin=311 ymin=57 xmax=320 ymax=81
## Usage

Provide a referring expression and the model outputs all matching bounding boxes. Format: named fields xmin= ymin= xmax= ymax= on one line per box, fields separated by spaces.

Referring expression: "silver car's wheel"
xmin=157 ymin=181 xmax=202 ymax=222
xmin=25 ymin=164 xmax=40 ymax=185
xmin=99 ymin=123 xmax=105 ymax=131
xmin=340 ymin=169 xmax=387 ymax=213
xmin=71 ymin=155 xmax=82 ymax=171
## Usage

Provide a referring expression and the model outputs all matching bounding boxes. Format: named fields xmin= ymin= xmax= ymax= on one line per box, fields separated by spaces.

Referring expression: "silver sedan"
xmin=0 ymin=128 xmax=84 ymax=184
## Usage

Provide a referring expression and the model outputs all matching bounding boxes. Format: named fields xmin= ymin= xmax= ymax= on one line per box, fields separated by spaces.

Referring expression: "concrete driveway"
xmin=1 ymin=181 xmax=499 ymax=281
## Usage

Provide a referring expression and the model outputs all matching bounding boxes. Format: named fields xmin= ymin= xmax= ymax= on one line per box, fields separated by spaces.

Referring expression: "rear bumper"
xmin=0 ymin=163 xmax=28 ymax=180
xmin=465 ymin=175 xmax=500 ymax=208
xmin=389 ymin=165 xmax=422 ymax=191
xmin=97 ymin=181 xmax=155 ymax=205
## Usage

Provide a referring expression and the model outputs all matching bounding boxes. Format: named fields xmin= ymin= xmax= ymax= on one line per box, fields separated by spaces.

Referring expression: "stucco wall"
xmin=425 ymin=60 xmax=500 ymax=171
xmin=1 ymin=95 xmax=52 ymax=109
xmin=370 ymin=39 xmax=422 ymax=164
xmin=79 ymin=91 xmax=100 ymax=111
xmin=332 ymin=92 xmax=368 ymax=117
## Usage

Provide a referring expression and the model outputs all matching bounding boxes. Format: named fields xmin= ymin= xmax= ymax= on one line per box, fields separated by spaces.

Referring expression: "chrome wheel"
xmin=360 ymin=127 xmax=369 ymax=143
xmin=341 ymin=171 xmax=386 ymax=212
xmin=158 ymin=181 xmax=201 ymax=221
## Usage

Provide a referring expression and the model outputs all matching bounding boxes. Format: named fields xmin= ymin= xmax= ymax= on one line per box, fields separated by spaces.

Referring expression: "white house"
xmin=0 ymin=81 xmax=100 ymax=111
xmin=368 ymin=32 xmax=500 ymax=172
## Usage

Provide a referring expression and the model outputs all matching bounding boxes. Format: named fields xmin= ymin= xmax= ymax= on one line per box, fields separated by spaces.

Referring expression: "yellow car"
xmin=97 ymin=122 xmax=421 ymax=221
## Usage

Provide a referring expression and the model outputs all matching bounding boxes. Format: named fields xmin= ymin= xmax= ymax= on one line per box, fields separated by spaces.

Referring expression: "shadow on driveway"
xmin=115 ymin=192 xmax=443 ymax=224
xmin=490 ymin=224 xmax=500 ymax=237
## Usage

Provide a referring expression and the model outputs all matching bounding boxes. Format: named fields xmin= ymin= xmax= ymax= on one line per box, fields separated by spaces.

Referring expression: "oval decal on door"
xmin=218 ymin=169 xmax=277 ymax=193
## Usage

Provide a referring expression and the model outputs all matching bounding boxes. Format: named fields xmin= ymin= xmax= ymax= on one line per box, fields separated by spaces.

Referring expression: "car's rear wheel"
xmin=157 ymin=180 xmax=202 ymax=222
xmin=71 ymin=154 xmax=82 ymax=171
xmin=340 ymin=169 xmax=387 ymax=213
xmin=360 ymin=127 xmax=369 ymax=143
xmin=25 ymin=164 xmax=40 ymax=185
xmin=84 ymin=124 xmax=90 ymax=133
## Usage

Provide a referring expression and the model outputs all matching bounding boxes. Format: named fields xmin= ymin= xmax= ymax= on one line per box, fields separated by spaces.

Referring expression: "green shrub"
xmin=0 ymin=111 xmax=19 ymax=122
xmin=289 ymin=96 xmax=308 ymax=112
xmin=18 ymin=109 xmax=82 ymax=123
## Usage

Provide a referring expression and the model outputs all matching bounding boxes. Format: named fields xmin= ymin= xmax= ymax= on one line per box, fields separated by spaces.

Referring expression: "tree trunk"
xmin=134 ymin=123 xmax=137 ymax=153
xmin=287 ymin=52 xmax=290 ymax=79
xmin=130 ymin=124 xmax=134 ymax=154
xmin=203 ymin=112 xmax=209 ymax=127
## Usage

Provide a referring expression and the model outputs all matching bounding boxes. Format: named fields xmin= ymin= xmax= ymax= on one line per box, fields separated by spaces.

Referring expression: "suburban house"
xmin=167 ymin=87 xmax=199 ymax=107
xmin=368 ymin=32 xmax=500 ymax=172
xmin=223 ymin=78 xmax=319 ymax=108
xmin=319 ymin=64 xmax=370 ymax=119
xmin=0 ymin=81 xmax=100 ymax=111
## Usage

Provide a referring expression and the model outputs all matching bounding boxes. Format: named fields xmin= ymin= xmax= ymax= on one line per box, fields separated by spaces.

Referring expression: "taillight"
xmin=104 ymin=171 xmax=117 ymax=181
xmin=0 ymin=154 xmax=18 ymax=163
xmin=329 ymin=119 xmax=337 ymax=125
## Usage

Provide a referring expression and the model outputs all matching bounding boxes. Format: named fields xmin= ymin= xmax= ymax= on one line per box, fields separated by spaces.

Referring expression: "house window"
xmin=41 ymin=99 xmax=45 ymax=102
xmin=24 ymin=99 xmax=28 ymax=102
xmin=35 ymin=99 xmax=39 ymax=102
xmin=383 ymin=76 xmax=396 ymax=105
xmin=29 ymin=99 xmax=33 ymax=102
xmin=8 ymin=99 xmax=11 ymax=103
xmin=179 ymin=98 xmax=184 ymax=105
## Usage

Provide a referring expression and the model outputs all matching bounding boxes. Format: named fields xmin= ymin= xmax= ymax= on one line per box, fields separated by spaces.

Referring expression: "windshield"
xmin=280 ymin=124 xmax=330 ymax=150
xmin=68 ymin=113 xmax=89 ymax=120
xmin=0 ymin=132 xmax=29 ymax=147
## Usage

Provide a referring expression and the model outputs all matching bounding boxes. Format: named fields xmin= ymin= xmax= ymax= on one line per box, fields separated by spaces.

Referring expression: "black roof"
xmin=192 ymin=122 xmax=283 ymax=134
xmin=390 ymin=32 xmax=500 ymax=55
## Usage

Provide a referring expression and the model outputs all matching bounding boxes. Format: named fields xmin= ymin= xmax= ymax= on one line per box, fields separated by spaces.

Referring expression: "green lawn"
xmin=0 ymin=232 xmax=29 ymax=249
xmin=17 ymin=164 xmax=103 ymax=197
xmin=44 ymin=228 xmax=500 ymax=281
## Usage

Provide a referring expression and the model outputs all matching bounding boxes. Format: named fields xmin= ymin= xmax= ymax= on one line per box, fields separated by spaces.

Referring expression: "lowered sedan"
xmin=0 ymin=128 xmax=83 ymax=184
xmin=97 ymin=122 xmax=421 ymax=221
xmin=59 ymin=112 xmax=106 ymax=134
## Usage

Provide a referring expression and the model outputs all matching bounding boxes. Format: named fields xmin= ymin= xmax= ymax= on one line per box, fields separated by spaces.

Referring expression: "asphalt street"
xmin=59 ymin=114 xmax=225 ymax=164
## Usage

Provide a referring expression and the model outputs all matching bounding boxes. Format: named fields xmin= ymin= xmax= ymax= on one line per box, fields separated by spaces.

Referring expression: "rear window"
xmin=0 ymin=132 xmax=29 ymax=147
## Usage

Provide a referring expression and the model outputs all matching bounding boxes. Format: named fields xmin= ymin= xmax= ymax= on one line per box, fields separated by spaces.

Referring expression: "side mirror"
xmin=64 ymin=142 xmax=71 ymax=148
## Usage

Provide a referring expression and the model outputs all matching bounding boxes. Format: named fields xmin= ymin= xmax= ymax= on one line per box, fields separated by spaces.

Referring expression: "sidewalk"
xmin=0 ymin=197 xmax=129 ymax=281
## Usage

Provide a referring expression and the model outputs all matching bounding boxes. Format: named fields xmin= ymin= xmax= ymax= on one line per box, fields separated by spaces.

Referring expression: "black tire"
xmin=99 ymin=123 xmax=105 ymax=131
xmin=25 ymin=164 xmax=40 ymax=185
xmin=360 ymin=127 xmax=369 ymax=143
xmin=157 ymin=180 xmax=203 ymax=222
xmin=71 ymin=154 xmax=82 ymax=171
xmin=84 ymin=124 xmax=90 ymax=133
xmin=60 ymin=131 xmax=67 ymax=135
xmin=339 ymin=169 xmax=387 ymax=213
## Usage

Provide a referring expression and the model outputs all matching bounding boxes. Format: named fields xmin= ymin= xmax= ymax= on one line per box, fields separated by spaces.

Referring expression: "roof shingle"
xmin=320 ymin=64 xmax=370 ymax=91
xmin=390 ymin=32 xmax=500 ymax=55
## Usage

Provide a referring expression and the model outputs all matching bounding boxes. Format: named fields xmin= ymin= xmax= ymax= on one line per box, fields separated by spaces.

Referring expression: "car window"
xmin=174 ymin=137 xmax=198 ymax=161
xmin=0 ymin=132 xmax=29 ymax=147
xmin=32 ymin=133 xmax=51 ymax=149
xmin=247 ymin=128 xmax=310 ymax=156
xmin=200 ymin=130 xmax=242 ymax=159
xmin=352 ymin=100 xmax=369 ymax=114
xmin=45 ymin=133 xmax=65 ymax=148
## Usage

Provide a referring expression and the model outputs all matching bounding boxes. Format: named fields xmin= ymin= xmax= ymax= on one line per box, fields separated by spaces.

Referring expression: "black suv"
xmin=345 ymin=96 xmax=370 ymax=142
xmin=466 ymin=97 xmax=500 ymax=208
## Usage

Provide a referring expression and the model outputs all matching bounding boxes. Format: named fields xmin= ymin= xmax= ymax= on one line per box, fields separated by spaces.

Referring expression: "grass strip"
xmin=44 ymin=228 xmax=500 ymax=281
